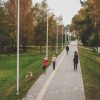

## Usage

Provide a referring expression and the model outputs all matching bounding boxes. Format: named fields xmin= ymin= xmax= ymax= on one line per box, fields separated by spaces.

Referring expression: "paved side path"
xmin=22 ymin=41 xmax=85 ymax=100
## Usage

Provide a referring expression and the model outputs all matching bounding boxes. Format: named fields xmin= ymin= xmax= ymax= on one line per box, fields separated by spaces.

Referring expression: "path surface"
xmin=22 ymin=41 xmax=85 ymax=100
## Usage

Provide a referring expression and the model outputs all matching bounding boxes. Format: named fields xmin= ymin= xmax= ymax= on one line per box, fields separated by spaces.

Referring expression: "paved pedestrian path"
xmin=22 ymin=41 xmax=85 ymax=100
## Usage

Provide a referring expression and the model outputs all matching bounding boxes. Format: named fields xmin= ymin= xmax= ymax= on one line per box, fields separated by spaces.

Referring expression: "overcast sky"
xmin=32 ymin=0 xmax=81 ymax=25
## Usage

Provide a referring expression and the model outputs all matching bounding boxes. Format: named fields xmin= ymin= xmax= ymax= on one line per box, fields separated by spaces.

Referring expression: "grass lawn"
xmin=78 ymin=47 xmax=100 ymax=100
xmin=0 ymin=46 xmax=62 ymax=100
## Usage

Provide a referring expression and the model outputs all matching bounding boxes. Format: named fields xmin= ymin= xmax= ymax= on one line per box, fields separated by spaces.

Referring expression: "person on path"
xmin=43 ymin=57 xmax=48 ymax=73
xmin=66 ymin=45 xmax=69 ymax=54
xmin=52 ymin=55 xmax=56 ymax=70
xmin=73 ymin=51 xmax=78 ymax=70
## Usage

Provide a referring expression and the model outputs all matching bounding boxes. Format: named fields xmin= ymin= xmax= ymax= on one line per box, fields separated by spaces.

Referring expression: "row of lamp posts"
xmin=16 ymin=0 xmax=72 ymax=94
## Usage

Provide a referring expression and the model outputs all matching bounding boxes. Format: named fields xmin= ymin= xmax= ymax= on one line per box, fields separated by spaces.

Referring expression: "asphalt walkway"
xmin=22 ymin=41 xmax=85 ymax=100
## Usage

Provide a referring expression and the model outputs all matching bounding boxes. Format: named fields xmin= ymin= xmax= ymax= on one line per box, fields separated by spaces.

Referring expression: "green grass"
xmin=0 ymin=46 xmax=62 ymax=100
xmin=78 ymin=47 xmax=100 ymax=100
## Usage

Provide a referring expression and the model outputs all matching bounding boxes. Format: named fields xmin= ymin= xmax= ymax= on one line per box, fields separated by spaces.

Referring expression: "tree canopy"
xmin=0 ymin=0 xmax=61 ymax=53
xmin=71 ymin=0 xmax=100 ymax=47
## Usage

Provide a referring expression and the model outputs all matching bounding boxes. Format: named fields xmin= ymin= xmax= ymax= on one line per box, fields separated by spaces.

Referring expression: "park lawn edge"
xmin=0 ymin=47 xmax=62 ymax=100
xmin=78 ymin=46 xmax=100 ymax=100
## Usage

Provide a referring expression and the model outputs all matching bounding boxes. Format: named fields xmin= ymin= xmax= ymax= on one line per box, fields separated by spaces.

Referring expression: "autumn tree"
xmin=87 ymin=0 xmax=100 ymax=46
xmin=0 ymin=0 xmax=15 ymax=53
xmin=6 ymin=0 xmax=33 ymax=52
xmin=71 ymin=0 xmax=100 ymax=47
xmin=33 ymin=0 xmax=47 ymax=52
xmin=71 ymin=1 xmax=97 ymax=46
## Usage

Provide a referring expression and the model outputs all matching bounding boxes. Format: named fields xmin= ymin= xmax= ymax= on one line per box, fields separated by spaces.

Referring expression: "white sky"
xmin=32 ymin=0 xmax=81 ymax=25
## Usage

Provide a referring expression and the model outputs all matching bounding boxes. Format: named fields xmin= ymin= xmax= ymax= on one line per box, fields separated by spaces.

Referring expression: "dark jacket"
xmin=73 ymin=53 xmax=78 ymax=64
xmin=66 ymin=46 xmax=69 ymax=51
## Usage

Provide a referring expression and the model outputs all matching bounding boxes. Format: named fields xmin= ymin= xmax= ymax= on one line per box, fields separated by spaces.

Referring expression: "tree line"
xmin=70 ymin=0 xmax=100 ymax=47
xmin=0 ymin=0 xmax=63 ymax=53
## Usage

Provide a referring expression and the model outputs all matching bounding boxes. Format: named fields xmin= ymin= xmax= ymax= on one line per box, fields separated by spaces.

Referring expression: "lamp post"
xmin=46 ymin=5 xmax=54 ymax=59
xmin=16 ymin=0 xmax=20 ymax=95
xmin=69 ymin=33 xmax=71 ymax=43
xmin=67 ymin=26 xmax=71 ymax=44
xmin=68 ymin=32 xmax=69 ymax=44
xmin=65 ymin=27 xmax=67 ymax=46
xmin=46 ymin=8 xmax=48 ymax=59
xmin=56 ymin=17 xmax=60 ymax=54
xmin=73 ymin=30 xmax=76 ymax=38
xmin=62 ymin=24 xmax=63 ymax=49
xmin=56 ymin=20 xmax=58 ymax=54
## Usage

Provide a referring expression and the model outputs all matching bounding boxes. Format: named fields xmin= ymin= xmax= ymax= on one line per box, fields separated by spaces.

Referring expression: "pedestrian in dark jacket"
xmin=73 ymin=51 xmax=78 ymax=70
xmin=66 ymin=46 xmax=69 ymax=54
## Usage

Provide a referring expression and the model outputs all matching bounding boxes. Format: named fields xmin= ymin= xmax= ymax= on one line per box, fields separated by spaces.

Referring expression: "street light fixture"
xmin=46 ymin=12 xmax=48 ymax=59
xmin=67 ymin=31 xmax=69 ymax=44
xmin=62 ymin=24 xmax=64 ymax=49
xmin=16 ymin=0 xmax=20 ymax=95
xmin=46 ymin=6 xmax=55 ymax=59
xmin=64 ymin=28 xmax=66 ymax=46
xmin=55 ymin=17 xmax=60 ymax=54
xmin=67 ymin=26 xmax=71 ymax=44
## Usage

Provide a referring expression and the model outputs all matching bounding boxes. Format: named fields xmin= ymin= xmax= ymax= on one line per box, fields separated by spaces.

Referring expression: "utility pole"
xmin=62 ymin=25 xmax=63 ymax=49
xmin=56 ymin=20 xmax=59 ymax=54
xmin=16 ymin=0 xmax=20 ymax=95
xmin=46 ymin=8 xmax=48 ymax=59
xmin=65 ymin=27 xmax=67 ymax=46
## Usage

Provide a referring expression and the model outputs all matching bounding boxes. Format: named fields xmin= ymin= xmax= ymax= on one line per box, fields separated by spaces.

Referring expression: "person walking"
xmin=43 ymin=57 xmax=48 ymax=73
xmin=52 ymin=55 xmax=56 ymax=70
xmin=66 ymin=45 xmax=69 ymax=54
xmin=73 ymin=51 xmax=78 ymax=70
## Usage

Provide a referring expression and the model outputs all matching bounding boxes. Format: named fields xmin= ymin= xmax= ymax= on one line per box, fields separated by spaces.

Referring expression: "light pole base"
xmin=16 ymin=92 xmax=19 ymax=95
